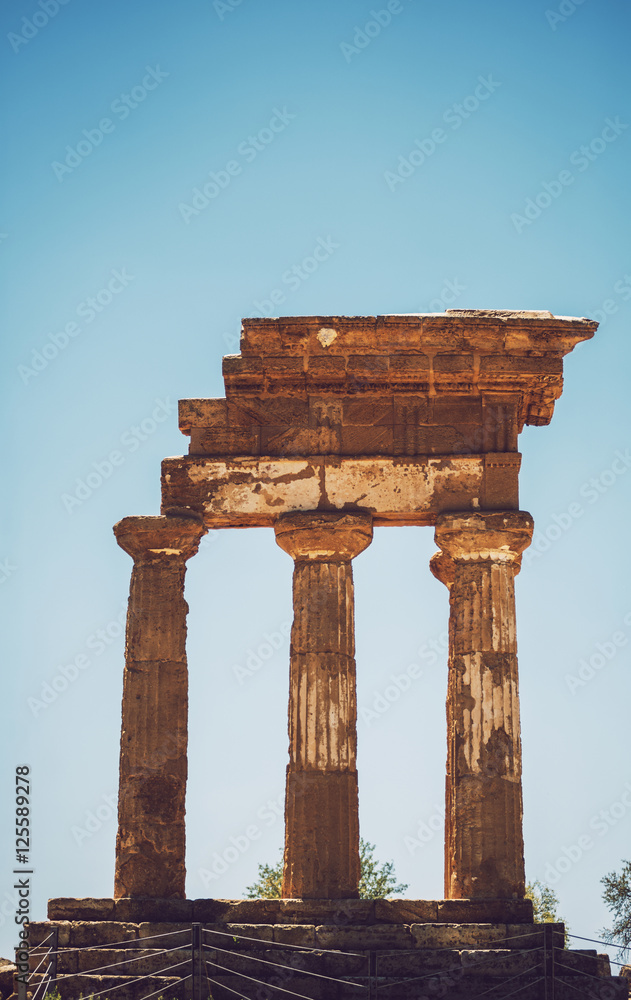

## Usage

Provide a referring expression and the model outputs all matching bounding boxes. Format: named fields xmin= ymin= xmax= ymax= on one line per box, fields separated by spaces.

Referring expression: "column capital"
xmin=429 ymin=550 xmax=456 ymax=588
xmin=434 ymin=511 xmax=533 ymax=567
xmin=113 ymin=514 xmax=206 ymax=562
xmin=274 ymin=510 xmax=373 ymax=562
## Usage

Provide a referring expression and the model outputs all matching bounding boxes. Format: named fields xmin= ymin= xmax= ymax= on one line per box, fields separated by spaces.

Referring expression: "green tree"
xmin=246 ymin=839 xmax=408 ymax=899
xmin=245 ymin=858 xmax=283 ymax=899
xmin=601 ymin=859 xmax=631 ymax=960
xmin=358 ymin=839 xmax=408 ymax=899
xmin=525 ymin=880 xmax=562 ymax=923
xmin=525 ymin=880 xmax=569 ymax=943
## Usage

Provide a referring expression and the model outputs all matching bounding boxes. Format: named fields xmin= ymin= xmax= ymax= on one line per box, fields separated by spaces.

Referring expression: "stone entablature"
xmin=164 ymin=311 xmax=593 ymax=527
xmin=179 ymin=311 xmax=595 ymax=462
xmin=160 ymin=454 xmax=521 ymax=528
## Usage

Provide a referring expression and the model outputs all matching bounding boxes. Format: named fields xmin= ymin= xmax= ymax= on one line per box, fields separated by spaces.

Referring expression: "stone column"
xmin=274 ymin=511 xmax=373 ymax=899
xmin=431 ymin=511 xmax=533 ymax=900
xmin=113 ymin=514 xmax=205 ymax=899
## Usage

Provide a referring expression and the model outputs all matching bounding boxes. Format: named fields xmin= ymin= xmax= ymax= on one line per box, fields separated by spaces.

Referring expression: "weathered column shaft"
xmin=289 ymin=560 xmax=356 ymax=769
xmin=432 ymin=511 xmax=533 ymax=900
xmin=113 ymin=514 xmax=205 ymax=899
xmin=275 ymin=511 xmax=372 ymax=899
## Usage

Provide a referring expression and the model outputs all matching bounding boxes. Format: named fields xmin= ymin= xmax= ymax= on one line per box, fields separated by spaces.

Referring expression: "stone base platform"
xmin=47 ymin=895 xmax=535 ymax=925
xmin=22 ymin=899 xmax=628 ymax=999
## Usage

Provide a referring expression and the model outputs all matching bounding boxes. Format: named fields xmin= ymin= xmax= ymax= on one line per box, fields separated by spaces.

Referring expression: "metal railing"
xmin=25 ymin=926 xmax=192 ymax=1000
xmin=20 ymin=922 xmax=630 ymax=1000
xmin=19 ymin=926 xmax=58 ymax=1000
xmin=25 ymin=924 xmax=370 ymax=1000
xmin=202 ymin=923 xmax=370 ymax=999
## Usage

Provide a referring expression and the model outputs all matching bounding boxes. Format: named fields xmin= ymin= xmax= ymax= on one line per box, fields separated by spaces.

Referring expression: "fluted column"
xmin=274 ymin=511 xmax=373 ymax=899
xmin=113 ymin=514 xmax=205 ymax=898
xmin=431 ymin=511 xmax=533 ymax=900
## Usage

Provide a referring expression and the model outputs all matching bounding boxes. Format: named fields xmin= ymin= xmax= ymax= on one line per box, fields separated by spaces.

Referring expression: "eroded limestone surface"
xmin=275 ymin=512 xmax=373 ymax=898
xmin=167 ymin=312 xmax=594 ymax=525
xmin=433 ymin=512 xmax=534 ymax=899
xmin=113 ymin=516 xmax=205 ymax=899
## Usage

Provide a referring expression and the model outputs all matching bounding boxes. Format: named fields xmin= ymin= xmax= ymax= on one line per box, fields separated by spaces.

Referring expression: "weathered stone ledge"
xmin=47 ymin=896 xmax=533 ymax=925
xmin=30 ymin=918 xmax=560 ymax=955
xmin=160 ymin=453 xmax=521 ymax=527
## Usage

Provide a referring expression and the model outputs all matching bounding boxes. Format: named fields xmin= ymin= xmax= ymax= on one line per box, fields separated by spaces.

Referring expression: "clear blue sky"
xmin=2 ymin=0 xmax=631 ymax=963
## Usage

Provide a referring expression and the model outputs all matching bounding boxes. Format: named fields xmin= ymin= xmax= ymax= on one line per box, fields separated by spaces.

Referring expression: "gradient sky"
xmin=2 ymin=0 xmax=631 ymax=966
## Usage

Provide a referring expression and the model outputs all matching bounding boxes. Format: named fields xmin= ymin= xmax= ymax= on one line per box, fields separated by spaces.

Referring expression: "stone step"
xmin=377 ymin=947 xmax=605 ymax=978
xmin=26 ymin=949 xmax=628 ymax=1000
xmin=31 ymin=948 xmax=609 ymax=978
xmin=202 ymin=920 xmax=565 ymax=951
xmin=47 ymin=895 xmax=536 ymax=926
xmin=27 ymin=919 xmax=626 ymax=1000
xmin=216 ymin=946 xmax=605 ymax=976
xmin=29 ymin=947 xmax=194 ymax=976
xmin=28 ymin=918 xmax=563 ymax=951
xmin=26 ymin=969 xmax=630 ymax=1000
xmin=407 ymin=921 xmax=564 ymax=949
xmin=28 ymin=972 xmax=192 ymax=1000
xmin=204 ymin=971 xmax=352 ymax=999
xmin=29 ymin=920 xmax=140 ymax=948
xmin=201 ymin=971 xmax=631 ymax=1000
xmin=28 ymin=943 xmax=608 ymax=980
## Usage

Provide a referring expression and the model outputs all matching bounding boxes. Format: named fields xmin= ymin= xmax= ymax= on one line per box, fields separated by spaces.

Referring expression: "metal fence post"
xmin=550 ymin=923 xmax=556 ymax=1000
xmin=543 ymin=922 xmax=557 ymax=1000
xmin=19 ymin=926 xmax=58 ymax=1000
xmin=15 ymin=952 xmax=26 ymax=1000
xmin=191 ymin=922 xmax=203 ymax=1000
xmin=369 ymin=949 xmax=377 ymax=1000
xmin=543 ymin=922 xmax=548 ymax=1000
xmin=48 ymin=926 xmax=59 ymax=995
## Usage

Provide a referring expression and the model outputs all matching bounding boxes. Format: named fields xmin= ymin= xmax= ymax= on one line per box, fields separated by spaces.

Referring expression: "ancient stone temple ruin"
xmin=29 ymin=311 xmax=629 ymax=999
xmin=113 ymin=308 xmax=589 ymax=904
